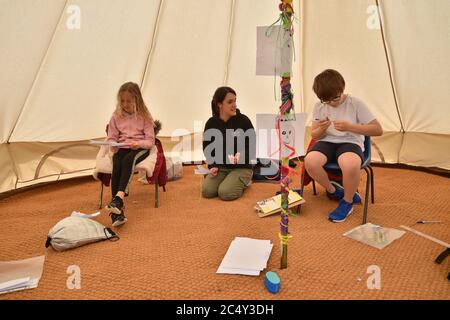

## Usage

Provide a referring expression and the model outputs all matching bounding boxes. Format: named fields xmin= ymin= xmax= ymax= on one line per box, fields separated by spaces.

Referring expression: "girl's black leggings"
xmin=111 ymin=148 xmax=150 ymax=197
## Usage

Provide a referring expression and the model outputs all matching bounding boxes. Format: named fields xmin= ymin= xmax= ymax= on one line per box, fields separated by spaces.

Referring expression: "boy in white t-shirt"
xmin=304 ymin=69 xmax=383 ymax=222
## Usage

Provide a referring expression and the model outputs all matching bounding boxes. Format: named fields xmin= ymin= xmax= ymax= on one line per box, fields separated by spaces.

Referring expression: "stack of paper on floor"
xmin=0 ymin=256 xmax=45 ymax=295
xmin=255 ymin=190 xmax=305 ymax=217
xmin=217 ymin=237 xmax=273 ymax=276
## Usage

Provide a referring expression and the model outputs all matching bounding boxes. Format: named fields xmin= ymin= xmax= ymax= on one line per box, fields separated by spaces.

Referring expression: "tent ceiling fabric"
xmin=0 ymin=0 xmax=67 ymax=143
xmin=302 ymin=0 xmax=401 ymax=132
xmin=0 ymin=144 xmax=17 ymax=193
xmin=141 ymin=0 xmax=233 ymax=136
xmin=0 ymin=0 xmax=449 ymax=194
xmin=141 ymin=0 xmax=302 ymax=136
xmin=380 ymin=0 xmax=450 ymax=134
xmin=225 ymin=0 xmax=302 ymax=127
xmin=9 ymin=0 xmax=160 ymax=142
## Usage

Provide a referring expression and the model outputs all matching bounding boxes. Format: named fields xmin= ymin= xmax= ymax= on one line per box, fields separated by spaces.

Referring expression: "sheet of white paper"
xmin=256 ymin=113 xmax=307 ymax=160
xmin=90 ymin=140 xmax=127 ymax=147
xmin=0 ymin=277 xmax=30 ymax=291
xmin=344 ymin=223 xmax=406 ymax=250
xmin=194 ymin=165 xmax=211 ymax=175
xmin=219 ymin=237 xmax=273 ymax=271
xmin=71 ymin=211 xmax=101 ymax=218
xmin=0 ymin=282 xmax=38 ymax=295
xmin=216 ymin=266 xmax=261 ymax=276
xmin=0 ymin=256 xmax=45 ymax=295
xmin=221 ymin=251 xmax=271 ymax=272
xmin=233 ymin=238 xmax=273 ymax=269
xmin=256 ymin=25 xmax=293 ymax=76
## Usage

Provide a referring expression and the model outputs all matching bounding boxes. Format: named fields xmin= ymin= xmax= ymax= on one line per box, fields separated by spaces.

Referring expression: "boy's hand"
xmin=210 ymin=167 xmax=219 ymax=177
xmin=318 ymin=118 xmax=331 ymax=129
xmin=333 ymin=120 xmax=353 ymax=132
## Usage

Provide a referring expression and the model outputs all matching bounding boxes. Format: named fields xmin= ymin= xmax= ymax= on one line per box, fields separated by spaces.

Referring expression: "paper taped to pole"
xmin=256 ymin=113 xmax=307 ymax=160
xmin=256 ymin=26 xmax=293 ymax=76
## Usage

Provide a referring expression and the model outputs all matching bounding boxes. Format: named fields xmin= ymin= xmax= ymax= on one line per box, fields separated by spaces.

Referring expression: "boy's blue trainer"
xmin=329 ymin=199 xmax=354 ymax=223
xmin=326 ymin=181 xmax=344 ymax=201
xmin=327 ymin=181 xmax=362 ymax=204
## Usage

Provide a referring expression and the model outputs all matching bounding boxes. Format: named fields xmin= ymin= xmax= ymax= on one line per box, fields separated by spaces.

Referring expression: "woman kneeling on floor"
xmin=202 ymin=86 xmax=256 ymax=201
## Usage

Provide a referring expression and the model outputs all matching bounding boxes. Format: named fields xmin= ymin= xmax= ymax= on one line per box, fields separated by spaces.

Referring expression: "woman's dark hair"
xmin=211 ymin=86 xmax=236 ymax=117
xmin=312 ymin=69 xmax=346 ymax=101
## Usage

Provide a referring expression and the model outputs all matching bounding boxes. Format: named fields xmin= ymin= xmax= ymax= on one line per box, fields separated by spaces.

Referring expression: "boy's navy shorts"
xmin=308 ymin=141 xmax=364 ymax=164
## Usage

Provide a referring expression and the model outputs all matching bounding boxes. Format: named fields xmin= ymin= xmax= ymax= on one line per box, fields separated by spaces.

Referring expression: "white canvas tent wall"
xmin=1 ymin=0 xmax=449 ymax=194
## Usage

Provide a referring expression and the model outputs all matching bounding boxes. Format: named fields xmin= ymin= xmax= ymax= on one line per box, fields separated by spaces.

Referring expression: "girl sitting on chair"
xmin=106 ymin=82 xmax=155 ymax=227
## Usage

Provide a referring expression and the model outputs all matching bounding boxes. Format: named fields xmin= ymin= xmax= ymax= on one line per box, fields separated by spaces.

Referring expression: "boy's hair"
xmin=211 ymin=86 xmax=236 ymax=117
xmin=115 ymin=82 xmax=154 ymax=125
xmin=313 ymin=69 xmax=346 ymax=101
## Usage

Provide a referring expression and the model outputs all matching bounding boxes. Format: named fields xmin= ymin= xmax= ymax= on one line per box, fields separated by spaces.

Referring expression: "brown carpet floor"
xmin=1 ymin=165 xmax=449 ymax=300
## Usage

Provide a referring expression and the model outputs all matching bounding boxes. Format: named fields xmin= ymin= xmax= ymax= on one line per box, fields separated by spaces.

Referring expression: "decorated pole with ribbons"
xmin=277 ymin=0 xmax=295 ymax=269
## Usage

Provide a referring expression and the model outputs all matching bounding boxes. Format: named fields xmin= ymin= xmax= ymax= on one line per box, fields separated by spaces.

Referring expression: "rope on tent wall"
xmin=376 ymin=0 xmax=405 ymax=133
xmin=223 ymin=0 xmax=237 ymax=85
xmin=33 ymin=143 xmax=99 ymax=179
xmin=7 ymin=0 xmax=69 ymax=143
xmin=18 ymin=168 xmax=95 ymax=185
xmin=141 ymin=0 xmax=165 ymax=87
xmin=371 ymin=140 xmax=385 ymax=163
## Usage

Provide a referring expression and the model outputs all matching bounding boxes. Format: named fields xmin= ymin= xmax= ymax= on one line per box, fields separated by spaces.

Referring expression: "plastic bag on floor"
xmin=46 ymin=217 xmax=119 ymax=251
xmin=166 ymin=156 xmax=183 ymax=181
xmin=343 ymin=223 xmax=405 ymax=250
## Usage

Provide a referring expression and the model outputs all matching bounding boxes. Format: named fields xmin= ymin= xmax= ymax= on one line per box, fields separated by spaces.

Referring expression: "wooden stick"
xmin=400 ymin=225 xmax=450 ymax=248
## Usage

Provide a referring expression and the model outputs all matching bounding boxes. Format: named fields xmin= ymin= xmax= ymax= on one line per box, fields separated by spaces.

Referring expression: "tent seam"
xmin=376 ymin=0 xmax=405 ymax=133
xmin=141 ymin=0 xmax=165 ymax=88
xmin=299 ymin=0 xmax=305 ymax=113
xmin=223 ymin=0 xmax=237 ymax=85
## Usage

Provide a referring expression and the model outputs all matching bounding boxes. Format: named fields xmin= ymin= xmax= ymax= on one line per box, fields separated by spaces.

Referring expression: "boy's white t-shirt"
xmin=312 ymin=95 xmax=375 ymax=151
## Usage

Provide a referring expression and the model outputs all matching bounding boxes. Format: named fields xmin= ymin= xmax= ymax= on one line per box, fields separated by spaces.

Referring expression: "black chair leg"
xmin=435 ymin=248 xmax=450 ymax=264
xmin=163 ymin=186 xmax=166 ymax=192
xmin=155 ymin=178 xmax=159 ymax=208
xmin=362 ymin=167 xmax=371 ymax=224
xmin=98 ymin=181 xmax=103 ymax=210
xmin=368 ymin=165 xmax=375 ymax=203
xmin=312 ymin=180 xmax=317 ymax=195
xmin=434 ymin=248 xmax=450 ymax=281
xmin=297 ymin=171 xmax=306 ymax=214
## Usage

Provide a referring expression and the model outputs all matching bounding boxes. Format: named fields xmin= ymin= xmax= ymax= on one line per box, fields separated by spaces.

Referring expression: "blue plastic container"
xmin=265 ymin=271 xmax=280 ymax=293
